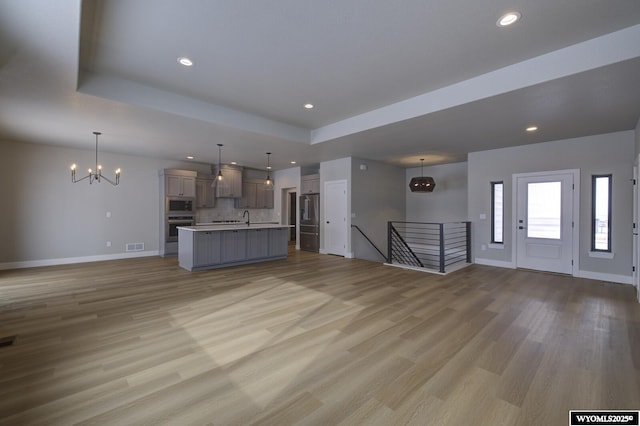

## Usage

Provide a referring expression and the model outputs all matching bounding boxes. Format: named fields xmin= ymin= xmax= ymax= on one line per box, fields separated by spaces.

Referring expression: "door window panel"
xmin=527 ymin=181 xmax=561 ymax=239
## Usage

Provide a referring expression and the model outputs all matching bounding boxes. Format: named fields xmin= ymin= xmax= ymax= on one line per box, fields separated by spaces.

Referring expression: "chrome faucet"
xmin=243 ymin=210 xmax=250 ymax=226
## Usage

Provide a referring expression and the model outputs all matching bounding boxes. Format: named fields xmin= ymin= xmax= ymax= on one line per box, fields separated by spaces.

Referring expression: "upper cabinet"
xmin=256 ymin=185 xmax=274 ymax=209
xmin=301 ymin=174 xmax=320 ymax=194
xmin=235 ymin=180 xmax=274 ymax=209
xmin=195 ymin=174 xmax=216 ymax=208
xmin=163 ymin=169 xmax=197 ymax=197
xmin=215 ymin=165 xmax=243 ymax=198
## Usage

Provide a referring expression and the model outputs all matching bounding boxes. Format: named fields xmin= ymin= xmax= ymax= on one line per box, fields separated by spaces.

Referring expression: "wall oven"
xmin=166 ymin=215 xmax=195 ymax=242
xmin=166 ymin=197 xmax=194 ymax=215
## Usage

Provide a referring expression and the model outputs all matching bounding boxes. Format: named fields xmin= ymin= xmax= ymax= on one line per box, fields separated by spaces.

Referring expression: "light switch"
xmin=479 ymin=213 xmax=486 ymax=220
xmin=106 ymin=211 xmax=111 ymax=218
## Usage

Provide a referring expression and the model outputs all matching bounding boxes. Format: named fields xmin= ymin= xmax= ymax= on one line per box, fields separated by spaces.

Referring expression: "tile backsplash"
xmin=196 ymin=198 xmax=278 ymax=224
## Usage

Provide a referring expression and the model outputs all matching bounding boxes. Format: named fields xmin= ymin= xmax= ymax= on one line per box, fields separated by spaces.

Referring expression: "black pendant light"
xmin=264 ymin=152 xmax=274 ymax=190
xmin=409 ymin=159 xmax=435 ymax=192
xmin=216 ymin=143 xmax=224 ymax=181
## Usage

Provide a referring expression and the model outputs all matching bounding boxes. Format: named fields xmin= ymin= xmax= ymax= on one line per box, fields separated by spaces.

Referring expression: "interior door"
xmin=516 ymin=172 xmax=574 ymax=274
xmin=324 ymin=180 xmax=348 ymax=256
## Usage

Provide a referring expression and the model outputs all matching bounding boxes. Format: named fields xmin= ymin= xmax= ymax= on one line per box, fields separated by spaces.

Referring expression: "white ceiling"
xmin=1 ymin=0 xmax=640 ymax=171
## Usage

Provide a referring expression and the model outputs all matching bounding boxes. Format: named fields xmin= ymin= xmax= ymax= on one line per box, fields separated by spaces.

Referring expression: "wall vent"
xmin=126 ymin=243 xmax=145 ymax=252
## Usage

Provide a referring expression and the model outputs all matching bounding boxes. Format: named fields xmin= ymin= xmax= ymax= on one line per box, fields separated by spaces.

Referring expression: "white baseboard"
xmin=575 ymin=269 xmax=633 ymax=285
xmin=474 ymin=258 xmax=516 ymax=269
xmin=474 ymin=258 xmax=633 ymax=286
xmin=0 ymin=250 xmax=160 ymax=271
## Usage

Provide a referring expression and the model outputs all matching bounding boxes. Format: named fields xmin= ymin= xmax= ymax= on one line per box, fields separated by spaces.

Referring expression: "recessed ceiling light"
xmin=177 ymin=57 xmax=193 ymax=67
xmin=230 ymin=161 xmax=237 ymax=165
xmin=290 ymin=161 xmax=297 ymax=164
xmin=304 ymin=103 xmax=314 ymax=109
xmin=497 ymin=12 xmax=521 ymax=27
xmin=526 ymin=125 xmax=538 ymax=132
xmin=186 ymin=155 xmax=194 ymax=160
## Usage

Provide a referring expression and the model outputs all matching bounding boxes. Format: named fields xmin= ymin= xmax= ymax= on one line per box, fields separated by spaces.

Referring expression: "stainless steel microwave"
xmin=166 ymin=197 xmax=194 ymax=214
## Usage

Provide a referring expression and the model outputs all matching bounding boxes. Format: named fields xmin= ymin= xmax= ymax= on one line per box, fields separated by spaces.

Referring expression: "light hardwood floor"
xmin=1 ymin=250 xmax=639 ymax=425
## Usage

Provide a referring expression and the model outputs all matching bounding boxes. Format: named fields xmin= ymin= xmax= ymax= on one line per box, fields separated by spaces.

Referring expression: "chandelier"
xmin=70 ymin=132 xmax=121 ymax=185
xmin=409 ymin=159 xmax=435 ymax=192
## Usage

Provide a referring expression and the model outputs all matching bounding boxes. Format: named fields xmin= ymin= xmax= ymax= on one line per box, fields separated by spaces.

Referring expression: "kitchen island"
xmin=177 ymin=224 xmax=293 ymax=271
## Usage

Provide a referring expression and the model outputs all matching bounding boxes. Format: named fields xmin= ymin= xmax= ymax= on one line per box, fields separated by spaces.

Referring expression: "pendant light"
xmin=70 ymin=131 xmax=121 ymax=185
xmin=216 ymin=143 xmax=224 ymax=181
xmin=264 ymin=152 xmax=274 ymax=190
xmin=409 ymin=159 xmax=435 ymax=192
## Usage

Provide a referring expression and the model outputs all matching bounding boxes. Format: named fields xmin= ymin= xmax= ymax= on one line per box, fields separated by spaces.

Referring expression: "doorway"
xmin=514 ymin=170 xmax=579 ymax=275
xmin=282 ymin=188 xmax=297 ymax=246
xmin=324 ymin=180 xmax=348 ymax=256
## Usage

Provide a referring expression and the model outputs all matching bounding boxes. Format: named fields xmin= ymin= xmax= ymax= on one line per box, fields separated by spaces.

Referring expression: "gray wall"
xmin=406 ymin=161 xmax=468 ymax=223
xmin=351 ymin=158 xmax=405 ymax=261
xmin=0 ymin=139 xmax=209 ymax=267
xmin=468 ymin=130 xmax=634 ymax=279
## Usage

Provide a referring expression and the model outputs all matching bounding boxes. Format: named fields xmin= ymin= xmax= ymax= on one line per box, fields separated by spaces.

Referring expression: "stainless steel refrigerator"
xmin=300 ymin=193 xmax=319 ymax=252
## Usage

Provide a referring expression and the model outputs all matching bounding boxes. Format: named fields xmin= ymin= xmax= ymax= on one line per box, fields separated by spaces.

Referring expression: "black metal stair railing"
xmin=387 ymin=221 xmax=471 ymax=273
xmin=388 ymin=222 xmax=423 ymax=267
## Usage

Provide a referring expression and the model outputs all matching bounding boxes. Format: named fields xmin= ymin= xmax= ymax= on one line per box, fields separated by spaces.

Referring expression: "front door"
xmin=515 ymin=171 xmax=576 ymax=274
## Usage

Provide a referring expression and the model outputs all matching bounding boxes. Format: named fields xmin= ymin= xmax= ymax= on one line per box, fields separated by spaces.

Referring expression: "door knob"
xmin=518 ymin=226 xmax=526 ymax=230
xmin=326 ymin=221 xmax=330 ymax=224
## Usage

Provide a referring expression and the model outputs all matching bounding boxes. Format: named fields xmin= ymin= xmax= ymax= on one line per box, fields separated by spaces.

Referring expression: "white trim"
xmin=474 ymin=257 xmax=515 ymax=269
xmin=345 ymin=252 xmax=355 ymax=259
xmin=588 ymin=251 xmax=615 ymax=259
xmin=0 ymin=250 xmax=159 ymax=271
xmin=512 ymin=169 xmax=580 ymax=276
xmin=575 ymin=269 xmax=633 ymax=285
xmin=488 ymin=243 xmax=504 ymax=250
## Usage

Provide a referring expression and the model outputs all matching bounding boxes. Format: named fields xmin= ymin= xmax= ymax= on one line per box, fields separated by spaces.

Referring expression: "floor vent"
xmin=126 ymin=243 xmax=145 ymax=252
xmin=0 ymin=335 xmax=16 ymax=348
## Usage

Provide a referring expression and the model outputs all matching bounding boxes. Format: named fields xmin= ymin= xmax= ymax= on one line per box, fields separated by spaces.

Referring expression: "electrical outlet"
xmin=481 ymin=244 xmax=487 ymax=251
xmin=106 ymin=241 xmax=111 ymax=247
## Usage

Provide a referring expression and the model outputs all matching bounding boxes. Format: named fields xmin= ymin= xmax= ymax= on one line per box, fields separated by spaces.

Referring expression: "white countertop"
xmin=178 ymin=224 xmax=293 ymax=232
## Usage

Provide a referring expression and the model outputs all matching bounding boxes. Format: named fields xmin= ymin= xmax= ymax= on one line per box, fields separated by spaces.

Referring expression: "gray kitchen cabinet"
xmin=235 ymin=181 xmax=257 ymax=208
xmin=166 ymin=173 xmax=196 ymax=197
xmin=268 ymin=228 xmax=288 ymax=257
xmin=196 ymin=175 xmax=216 ymax=208
xmin=220 ymin=230 xmax=247 ymax=263
xmin=194 ymin=231 xmax=221 ymax=267
xmin=256 ymin=185 xmax=274 ymax=209
xmin=216 ymin=165 xmax=243 ymax=198
xmin=301 ymin=174 xmax=320 ymax=194
xmin=178 ymin=225 xmax=291 ymax=271
xmin=235 ymin=180 xmax=274 ymax=209
xmin=246 ymin=228 xmax=269 ymax=259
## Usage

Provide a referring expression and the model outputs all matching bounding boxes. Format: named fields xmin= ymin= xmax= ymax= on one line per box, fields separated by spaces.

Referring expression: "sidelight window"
xmin=491 ymin=181 xmax=504 ymax=244
xmin=592 ymin=174 xmax=612 ymax=252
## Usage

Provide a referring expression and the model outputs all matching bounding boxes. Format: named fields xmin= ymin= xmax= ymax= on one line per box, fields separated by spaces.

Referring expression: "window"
xmin=491 ymin=181 xmax=504 ymax=244
xmin=592 ymin=174 xmax=612 ymax=252
xmin=527 ymin=181 xmax=562 ymax=240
